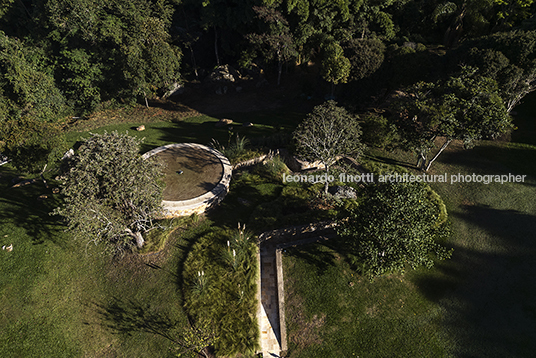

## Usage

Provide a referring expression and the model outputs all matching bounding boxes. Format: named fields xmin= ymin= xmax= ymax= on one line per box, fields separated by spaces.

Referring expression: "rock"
xmin=52 ymin=187 xmax=60 ymax=194
xmin=241 ymin=63 xmax=263 ymax=79
xmin=12 ymin=179 xmax=36 ymax=188
xmin=136 ymin=125 xmax=145 ymax=131
xmin=286 ymin=156 xmax=325 ymax=172
xmin=3 ymin=244 xmax=13 ymax=252
xmin=0 ymin=153 xmax=8 ymax=166
xmin=215 ymin=118 xmax=233 ymax=127
xmin=242 ymin=122 xmax=253 ymax=127
xmin=61 ymin=148 xmax=75 ymax=161
xmin=204 ymin=65 xmax=240 ymax=83
xmin=38 ymin=194 xmax=48 ymax=200
xmin=163 ymin=82 xmax=184 ymax=98
xmin=328 ymin=185 xmax=357 ymax=199
xmin=402 ymin=41 xmax=417 ymax=49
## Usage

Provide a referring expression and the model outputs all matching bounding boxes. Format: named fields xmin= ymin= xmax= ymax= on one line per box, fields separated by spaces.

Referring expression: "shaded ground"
xmin=155 ymin=146 xmax=223 ymax=201
xmin=282 ymin=134 xmax=536 ymax=357
xmin=168 ymin=69 xmax=318 ymax=117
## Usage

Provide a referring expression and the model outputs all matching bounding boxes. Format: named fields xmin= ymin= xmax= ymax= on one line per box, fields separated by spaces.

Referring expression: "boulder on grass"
xmin=328 ymin=185 xmax=357 ymax=199
xmin=286 ymin=156 xmax=326 ymax=172
xmin=136 ymin=125 xmax=146 ymax=131
xmin=215 ymin=118 xmax=233 ymax=127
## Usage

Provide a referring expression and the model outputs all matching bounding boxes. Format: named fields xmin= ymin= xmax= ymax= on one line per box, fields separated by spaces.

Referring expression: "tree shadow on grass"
xmin=364 ymin=153 xmax=418 ymax=170
xmin=0 ymin=167 xmax=68 ymax=246
xmin=412 ymin=204 xmax=536 ymax=357
xmin=435 ymin=143 xmax=536 ymax=181
xmin=93 ymin=296 xmax=181 ymax=344
xmin=283 ymin=242 xmax=338 ymax=276
xmin=173 ymin=223 xmax=215 ymax=297
xmin=207 ymin=179 xmax=283 ymax=229
xmin=140 ymin=112 xmax=299 ymax=155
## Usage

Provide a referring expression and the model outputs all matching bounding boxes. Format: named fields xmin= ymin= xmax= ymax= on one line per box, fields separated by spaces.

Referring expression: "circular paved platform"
xmin=143 ymin=143 xmax=232 ymax=217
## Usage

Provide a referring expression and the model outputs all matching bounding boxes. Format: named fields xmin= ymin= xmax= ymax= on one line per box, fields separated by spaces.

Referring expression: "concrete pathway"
xmin=259 ymin=243 xmax=282 ymax=356
xmin=256 ymin=222 xmax=337 ymax=357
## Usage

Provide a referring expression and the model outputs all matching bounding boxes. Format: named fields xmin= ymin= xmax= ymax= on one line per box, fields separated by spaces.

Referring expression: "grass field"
xmin=283 ymin=136 xmax=536 ymax=357
xmin=0 ymin=106 xmax=306 ymax=357
xmin=2 ymin=97 xmax=535 ymax=357
xmin=64 ymin=108 xmax=304 ymax=155
xmin=0 ymin=165 xmax=192 ymax=357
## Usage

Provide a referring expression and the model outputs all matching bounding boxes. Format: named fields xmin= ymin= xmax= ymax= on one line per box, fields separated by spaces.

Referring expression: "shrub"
xmin=183 ymin=225 xmax=259 ymax=357
xmin=359 ymin=112 xmax=399 ymax=149
xmin=210 ymin=134 xmax=253 ymax=163
xmin=337 ymin=181 xmax=452 ymax=279
xmin=0 ymin=118 xmax=67 ymax=173
xmin=252 ymin=156 xmax=289 ymax=180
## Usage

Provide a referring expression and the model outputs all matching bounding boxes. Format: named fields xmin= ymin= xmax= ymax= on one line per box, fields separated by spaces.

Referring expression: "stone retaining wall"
xmin=232 ymin=155 xmax=267 ymax=170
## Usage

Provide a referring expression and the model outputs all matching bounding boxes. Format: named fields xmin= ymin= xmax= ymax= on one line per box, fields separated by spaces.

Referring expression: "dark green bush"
xmin=182 ymin=227 xmax=259 ymax=357
xmin=252 ymin=156 xmax=289 ymax=180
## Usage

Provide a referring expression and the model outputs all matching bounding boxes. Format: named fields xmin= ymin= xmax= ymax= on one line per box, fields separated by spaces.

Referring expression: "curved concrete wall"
xmin=143 ymin=143 xmax=232 ymax=217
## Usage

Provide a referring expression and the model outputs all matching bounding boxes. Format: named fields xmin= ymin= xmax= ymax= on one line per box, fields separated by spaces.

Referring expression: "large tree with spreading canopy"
xmin=54 ymin=131 xmax=165 ymax=254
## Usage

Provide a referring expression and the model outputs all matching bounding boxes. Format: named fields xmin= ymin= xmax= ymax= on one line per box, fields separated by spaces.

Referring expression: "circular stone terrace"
xmin=142 ymin=143 xmax=232 ymax=217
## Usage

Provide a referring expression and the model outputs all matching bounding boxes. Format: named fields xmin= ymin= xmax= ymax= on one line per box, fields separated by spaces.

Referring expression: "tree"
xmin=43 ymin=0 xmax=181 ymax=108
xmin=337 ymin=181 xmax=452 ymax=279
xmin=0 ymin=31 xmax=67 ymax=123
xmin=344 ymin=38 xmax=385 ymax=81
xmin=247 ymin=6 xmax=297 ymax=86
xmin=320 ymin=40 xmax=352 ymax=97
xmin=0 ymin=32 xmax=68 ymax=173
xmin=0 ymin=118 xmax=66 ymax=173
xmin=359 ymin=112 xmax=399 ymax=149
xmin=293 ymin=100 xmax=365 ymax=194
xmin=392 ymin=67 xmax=512 ymax=171
xmin=54 ymin=131 xmax=164 ymax=254
xmin=452 ymin=30 xmax=536 ymax=113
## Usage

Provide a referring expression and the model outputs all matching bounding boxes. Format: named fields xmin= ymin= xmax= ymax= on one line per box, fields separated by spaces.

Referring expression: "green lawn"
xmin=0 ymin=107 xmax=308 ymax=357
xmin=64 ymin=108 xmax=304 ymax=155
xmin=283 ymin=139 xmax=536 ymax=357
xmin=0 ymin=165 xmax=191 ymax=357
xmin=3 ymin=100 xmax=535 ymax=357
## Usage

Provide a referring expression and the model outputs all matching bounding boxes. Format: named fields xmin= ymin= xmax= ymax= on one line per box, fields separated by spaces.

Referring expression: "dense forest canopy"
xmin=0 ymin=0 xmax=535 ymax=161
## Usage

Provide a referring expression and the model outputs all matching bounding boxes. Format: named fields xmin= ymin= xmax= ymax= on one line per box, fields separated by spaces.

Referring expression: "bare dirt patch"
xmin=155 ymin=146 xmax=224 ymax=201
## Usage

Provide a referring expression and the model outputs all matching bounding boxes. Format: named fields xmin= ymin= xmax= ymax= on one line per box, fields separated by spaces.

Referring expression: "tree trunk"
xmin=324 ymin=165 xmax=330 ymax=195
xmin=424 ymin=139 xmax=452 ymax=172
xmin=443 ymin=7 xmax=466 ymax=48
xmin=190 ymin=45 xmax=199 ymax=78
xmin=214 ymin=26 xmax=220 ymax=66
xmin=143 ymin=91 xmax=149 ymax=108
xmin=133 ymin=231 xmax=145 ymax=248
xmin=417 ymin=151 xmax=426 ymax=170
xmin=201 ymin=346 xmax=216 ymax=358
xmin=182 ymin=8 xmax=199 ymax=78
